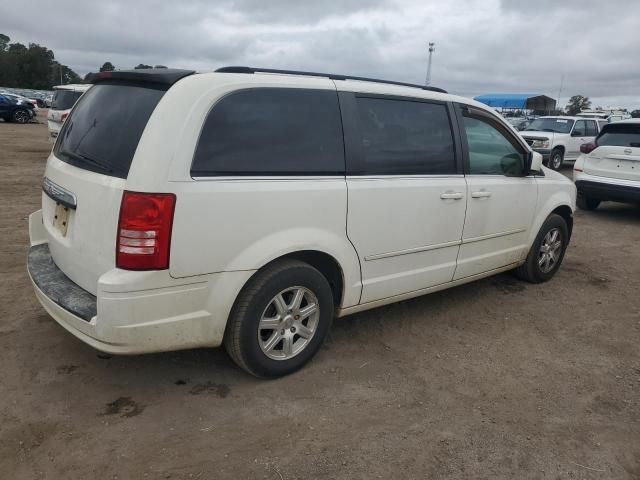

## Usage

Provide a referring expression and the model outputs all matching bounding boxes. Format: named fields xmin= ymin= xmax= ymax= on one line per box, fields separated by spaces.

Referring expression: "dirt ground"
xmin=1 ymin=113 xmax=639 ymax=480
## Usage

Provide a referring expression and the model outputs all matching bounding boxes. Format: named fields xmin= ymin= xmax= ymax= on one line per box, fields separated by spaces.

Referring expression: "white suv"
xmin=28 ymin=67 xmax=575 ymax=377
xmin=521 ymin=116 xmax=601 ymax=170
xmin=47 ymin=84 xmax=91 ymax=143
xmin=574 ymin=119 xmax=640 ymax=209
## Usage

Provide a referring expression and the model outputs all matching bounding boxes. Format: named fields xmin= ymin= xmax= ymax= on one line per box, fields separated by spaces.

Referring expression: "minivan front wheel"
xmin=224 ymin=259 xmax=334 ymax=377
xmin=515 ymin=214 xmax=569 ymax=283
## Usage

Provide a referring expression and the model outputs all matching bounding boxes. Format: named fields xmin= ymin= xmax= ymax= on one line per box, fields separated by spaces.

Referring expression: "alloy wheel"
xmin=538 ymin=228 xmax=562 ymax=273
xmin=14 ymin=110 xmax=29 ymax=123
xmin=258 ymin=286 xmax=320 ymax=361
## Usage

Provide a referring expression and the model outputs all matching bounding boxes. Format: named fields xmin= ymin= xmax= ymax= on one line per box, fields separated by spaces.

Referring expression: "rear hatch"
xmin=43 ymin=79 xmax=169 ymax=294
xmin=583 ymin=123 xmax=640 ymax=182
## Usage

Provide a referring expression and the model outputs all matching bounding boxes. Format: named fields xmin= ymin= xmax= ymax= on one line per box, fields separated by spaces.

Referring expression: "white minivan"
xmin=28 ymin=67 xmax=575 ymax=377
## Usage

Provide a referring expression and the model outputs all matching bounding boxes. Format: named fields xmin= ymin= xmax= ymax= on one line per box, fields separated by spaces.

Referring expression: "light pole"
xmin=425 ymin=42 xmax=435 ymax=86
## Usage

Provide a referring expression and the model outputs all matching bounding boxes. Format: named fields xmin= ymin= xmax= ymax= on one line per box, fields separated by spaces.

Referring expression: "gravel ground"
xmin=1 ymin=114 xmax=639 ymax=479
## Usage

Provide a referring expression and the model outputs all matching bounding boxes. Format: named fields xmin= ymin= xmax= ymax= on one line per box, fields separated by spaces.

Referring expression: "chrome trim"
xmin=42 ymin=177 xmax=77 ymax=210
xmin=462 ymin=228 xmax=526 ymax=244
xmin=364 ymin=239 xmax=461 ymax=261
xmin=364 ymin=228 xmax=526 ymax=262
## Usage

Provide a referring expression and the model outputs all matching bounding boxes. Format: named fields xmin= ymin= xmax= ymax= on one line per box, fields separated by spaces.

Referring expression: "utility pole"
xmin=60 ymin=64 xmax=63 ymax=85
xmin=557 ymin=73 xmax=564 ymax=113
xmin=425 ymin=42 xmax=435 ymax=86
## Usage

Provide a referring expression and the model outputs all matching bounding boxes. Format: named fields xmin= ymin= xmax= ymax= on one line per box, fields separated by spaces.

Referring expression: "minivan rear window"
xmin=54 ymin=83 xmax=165 ymax=179
xmin=598 ymin=124 xmax=640 ymax=147
xmin=51 ymin=90 xmax=83 ymax=110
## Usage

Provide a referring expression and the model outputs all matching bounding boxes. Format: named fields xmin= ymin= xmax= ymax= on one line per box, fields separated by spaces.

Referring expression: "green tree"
xmin=566 ymin=95 xmax=591 ymax=115
xmin=154 ymin=65 xmax=167 ymax=69
xmin=0 ymin=33 xmax=9 ymax=51
xmin=0 ymin=33 xmax=81 ymax=88
xmin=134 ymin=63 xmax=152 ymax=69
xmin=99 ymin=61 xmax=115 ymax=72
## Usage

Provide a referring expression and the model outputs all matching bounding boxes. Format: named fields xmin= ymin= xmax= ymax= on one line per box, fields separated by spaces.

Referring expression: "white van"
xmin=28 ymin=67 xmax=575 ymax=377
xmin=47 ymin=84 xmax=91 ymax=143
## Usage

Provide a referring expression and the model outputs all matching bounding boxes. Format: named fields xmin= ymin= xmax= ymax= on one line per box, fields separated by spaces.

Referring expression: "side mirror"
xmin=528 ymin=151 xmax=543 ymax=174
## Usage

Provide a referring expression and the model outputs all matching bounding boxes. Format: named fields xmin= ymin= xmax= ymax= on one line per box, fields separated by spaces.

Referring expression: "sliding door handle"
xmin=440 ymin=192 xmax=464 ymax=200
xmin=471 ymin=191 xmax=492 ymax=198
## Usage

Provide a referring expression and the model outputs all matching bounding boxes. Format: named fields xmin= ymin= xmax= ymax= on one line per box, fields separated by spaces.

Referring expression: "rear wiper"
xmin=60 ymin=149 xmax=113 ymax=174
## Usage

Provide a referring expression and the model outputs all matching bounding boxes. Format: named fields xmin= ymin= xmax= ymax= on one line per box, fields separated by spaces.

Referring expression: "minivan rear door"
xmin=42 ymin=80 xmax=169 ymax=294
xmin=583 ymin=123 xmax=640 ymax=182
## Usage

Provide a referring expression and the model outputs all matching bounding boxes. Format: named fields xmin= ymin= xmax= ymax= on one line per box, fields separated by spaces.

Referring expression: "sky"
xmin=2 ymin=0 xmax=639 ymax=109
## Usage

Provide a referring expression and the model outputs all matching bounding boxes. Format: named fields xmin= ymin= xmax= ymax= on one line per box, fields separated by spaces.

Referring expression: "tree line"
xmin=0 ymin=33 xmax=168 ymax=89
xmin=0 ymin=33 xmax=81 ymax=89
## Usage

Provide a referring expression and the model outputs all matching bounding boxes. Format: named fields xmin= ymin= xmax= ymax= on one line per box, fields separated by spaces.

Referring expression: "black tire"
xmin=515 ymin=214 xmax=569 ymax=283
xmin=224 ymin=259 xmax=334 ymax=378
xmin=11 ymin=108 xmax=30 ymax=124
xmin=548 ymin=148 xmax=564 ymax=170
xmin=576 ymin=193 xmax=600 ymax=211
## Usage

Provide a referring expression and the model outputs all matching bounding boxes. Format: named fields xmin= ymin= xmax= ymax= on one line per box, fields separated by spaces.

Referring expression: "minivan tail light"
xmin=580 ymin=142 xmax=597 ymax=154
xmin=60 ymin=112 xmax=69 ymax=123
xmin=116 ymin=191 xmax=176 ymax=270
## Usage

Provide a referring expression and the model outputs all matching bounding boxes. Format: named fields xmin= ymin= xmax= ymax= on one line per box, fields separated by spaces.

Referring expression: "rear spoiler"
xmin=86 ymin=68 xmax=196 ymax=86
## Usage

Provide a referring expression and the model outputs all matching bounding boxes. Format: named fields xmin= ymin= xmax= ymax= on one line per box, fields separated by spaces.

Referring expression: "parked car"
xmin=576 ymin=109 xmax=631 ymax=123
xmin=0 ymin=93 xmax=36 ymax=123
xmin=47 ymin=84 xmax=91 ymax=143
xmin=574 ymin=119 xmax=640 ymax=209
xmin=520 ymin=116 xmax=602 ymax=170
xmin=27 ymin=67 xmax=575 ymax=377
xmin=0 ymin=92 xmax=39 ymax=111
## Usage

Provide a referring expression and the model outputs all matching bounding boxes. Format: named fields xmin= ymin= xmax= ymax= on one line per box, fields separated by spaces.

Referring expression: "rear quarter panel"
xmin=128 ymin=73 xmax=363 ymax=308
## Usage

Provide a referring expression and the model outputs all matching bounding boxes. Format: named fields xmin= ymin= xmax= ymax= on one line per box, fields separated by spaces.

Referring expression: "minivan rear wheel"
xmin=224 ymin=259 xmax=334 ymax=378
xmin=515 ymin=214 xmax=569 ymax=283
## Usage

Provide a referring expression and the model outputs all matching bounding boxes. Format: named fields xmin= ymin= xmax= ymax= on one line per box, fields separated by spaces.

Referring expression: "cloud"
xmin=3 ymin=0 xmax=639 ymax=108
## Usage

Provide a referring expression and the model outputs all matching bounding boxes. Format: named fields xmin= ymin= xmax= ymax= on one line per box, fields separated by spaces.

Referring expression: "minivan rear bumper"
xmin=28 ymin=210 xmax=254 ymax=355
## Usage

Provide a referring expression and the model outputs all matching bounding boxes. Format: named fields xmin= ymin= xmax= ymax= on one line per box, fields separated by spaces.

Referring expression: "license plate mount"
xmin=53 ymin=202 xmax=70 ymax=237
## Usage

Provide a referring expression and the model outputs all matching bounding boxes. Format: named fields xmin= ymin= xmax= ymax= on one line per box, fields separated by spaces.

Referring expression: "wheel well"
xmin=280 ymin=251 xmax=344 ymax=307
xmin=552 ymin=205 xmax=573 ymax=239
xmin=552 ymin=145 xmax=565 ymax=154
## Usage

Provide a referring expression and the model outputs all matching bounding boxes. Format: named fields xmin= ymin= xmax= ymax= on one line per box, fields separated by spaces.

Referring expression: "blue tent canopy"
xmin=473 ymin=93 xmax=556 ymax=111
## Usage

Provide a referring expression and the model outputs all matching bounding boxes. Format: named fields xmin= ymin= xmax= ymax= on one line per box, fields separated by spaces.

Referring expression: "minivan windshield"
xmin=524 ymin=118 xmax=574 ymax=134
xmin=51 ymin=90 xmax=83 ymax=110
xmin=54 ymin=82 xmax=166 ymax=179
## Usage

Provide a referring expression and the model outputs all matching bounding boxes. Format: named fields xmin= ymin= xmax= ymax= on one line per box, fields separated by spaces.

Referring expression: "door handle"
xmin=471 ymin=191 xmax=492 ymax=198
xmin=440 ymin=192 xmax=464 ymax=200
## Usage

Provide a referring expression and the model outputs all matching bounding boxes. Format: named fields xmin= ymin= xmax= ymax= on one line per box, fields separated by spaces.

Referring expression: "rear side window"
xmin=51 ymin=90 xmax=83 ymax=110
xmin=54 ymin=83 xmax=165 ymax=179
xmin=598 ymin=124 xmax=640 ymax=147
xmin=585 ymin=120 xmax=598 ymax=136
xmin=355 ymin=97 xmax=455 ymax=175
xmin=192 ymin=88 xmax=344 ymax=176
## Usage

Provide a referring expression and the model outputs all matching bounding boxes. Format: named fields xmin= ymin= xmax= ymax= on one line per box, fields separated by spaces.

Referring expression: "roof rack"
xmin=215 ymin=66 xmax=447 ymax=94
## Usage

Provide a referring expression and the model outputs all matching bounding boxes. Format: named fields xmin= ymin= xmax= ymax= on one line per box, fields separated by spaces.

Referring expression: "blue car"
xmin=0 ymin=94 xmax=36 ymax=123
